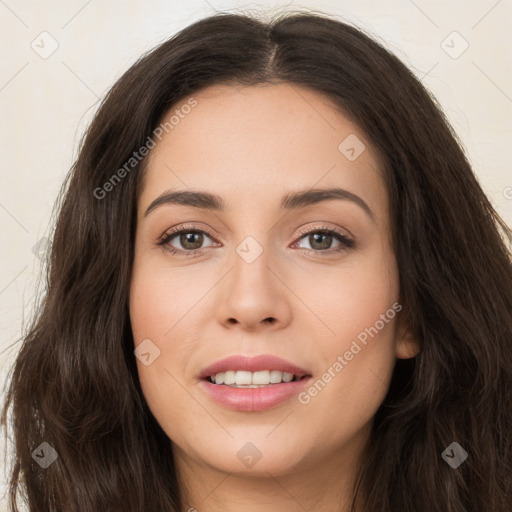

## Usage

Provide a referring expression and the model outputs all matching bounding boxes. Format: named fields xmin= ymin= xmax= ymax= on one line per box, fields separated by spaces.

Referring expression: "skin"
xmin=129 ymin=82 xmax=420 ymax=512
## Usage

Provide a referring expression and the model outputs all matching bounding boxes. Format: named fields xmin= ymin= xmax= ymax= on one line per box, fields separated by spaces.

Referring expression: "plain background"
xmin=0 ymin=0 xmax=511 ymax=509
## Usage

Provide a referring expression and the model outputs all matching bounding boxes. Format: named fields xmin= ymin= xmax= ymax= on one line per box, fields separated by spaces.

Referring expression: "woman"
xmin=2 ymin=8 xmax=511 ymax=512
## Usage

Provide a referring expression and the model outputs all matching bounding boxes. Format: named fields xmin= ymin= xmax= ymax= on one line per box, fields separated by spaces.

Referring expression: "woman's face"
xmin=129 ymin=82 xmax=418 ymax=479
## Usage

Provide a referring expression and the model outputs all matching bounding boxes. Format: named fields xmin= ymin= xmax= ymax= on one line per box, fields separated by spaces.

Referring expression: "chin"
xmin=175 ymin=431 xmax=310 ymax=477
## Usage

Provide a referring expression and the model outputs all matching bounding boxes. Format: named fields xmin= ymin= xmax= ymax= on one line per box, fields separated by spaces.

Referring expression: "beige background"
xmin=1 ymin=0 xmax=511 ymax=509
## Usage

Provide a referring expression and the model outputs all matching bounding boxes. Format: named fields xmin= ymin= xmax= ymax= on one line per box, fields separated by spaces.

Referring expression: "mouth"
xmin=198 ymin=354 xmax=312 ymax=411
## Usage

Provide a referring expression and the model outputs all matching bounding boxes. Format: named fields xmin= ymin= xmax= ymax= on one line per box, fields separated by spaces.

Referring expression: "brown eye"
xmin=294 ymin=229 xmax=354 ymax=254
xmin=158 ymin=226 xmax=218 ymax=255
xmin=157 ymin=225 xmax=354 ymax=257
xmin=301 ymin=232 xmax=334 ymax=250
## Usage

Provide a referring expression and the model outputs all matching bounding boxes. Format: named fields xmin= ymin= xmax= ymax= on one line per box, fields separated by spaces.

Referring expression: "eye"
xmin=292 ymin=227 xmax=355 ymax=255
xmin=157 ymin=224 xmax=218 ymax=256
xmin=157 ymin=224 xmax=355 ymax=257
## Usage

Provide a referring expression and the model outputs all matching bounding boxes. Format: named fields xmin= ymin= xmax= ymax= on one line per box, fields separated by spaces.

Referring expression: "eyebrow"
xmin=143 ymin=187 xmax=375 ymax=223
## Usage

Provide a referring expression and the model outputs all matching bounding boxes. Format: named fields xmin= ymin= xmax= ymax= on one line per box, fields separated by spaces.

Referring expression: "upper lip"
xmin=199 ymin=354 xmax=311 ymax=380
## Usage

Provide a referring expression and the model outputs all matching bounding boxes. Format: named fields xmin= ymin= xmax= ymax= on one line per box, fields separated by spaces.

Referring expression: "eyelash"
xmin=157 ymin=224 xmax=355 ymax=258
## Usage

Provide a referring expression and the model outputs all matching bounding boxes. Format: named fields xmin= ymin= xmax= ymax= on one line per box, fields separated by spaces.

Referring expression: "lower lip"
xmin=199 ymin=377 xmax=312 ymax=412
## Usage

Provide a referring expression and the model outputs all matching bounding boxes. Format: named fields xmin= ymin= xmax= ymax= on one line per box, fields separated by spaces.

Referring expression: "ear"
xmin=394 ymin=303 xmax=420 ymax=359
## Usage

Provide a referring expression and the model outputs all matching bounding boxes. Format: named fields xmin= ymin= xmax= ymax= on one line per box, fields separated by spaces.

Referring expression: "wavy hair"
xmin=2 ymin=8 xmax=511 ymax=512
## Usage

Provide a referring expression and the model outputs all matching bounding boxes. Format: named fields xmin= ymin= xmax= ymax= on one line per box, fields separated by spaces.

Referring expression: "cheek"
xmin=288 ymin=237 xmax=399 ymax=356
xmin=129 ymin=257 xmax=208 ymax=439
xmin=292 ymin=245 xmax=399 ymax=424
xmin=129 ymin=254 xmax=203 ymax=341
xmin=295 ymin=308 xmax=398 ymax=447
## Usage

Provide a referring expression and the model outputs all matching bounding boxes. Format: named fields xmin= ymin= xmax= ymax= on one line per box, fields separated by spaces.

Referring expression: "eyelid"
xmin=295 ymin=223 xmax=352 ymax=239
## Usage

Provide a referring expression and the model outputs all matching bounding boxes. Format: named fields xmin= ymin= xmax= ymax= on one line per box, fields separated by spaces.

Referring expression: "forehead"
xmin=138 ymin=82 xmax=388 ymax=225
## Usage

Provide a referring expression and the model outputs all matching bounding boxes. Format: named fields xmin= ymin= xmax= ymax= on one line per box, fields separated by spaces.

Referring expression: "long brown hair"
xmin=2 ymin=8 xmax=511 ymax=511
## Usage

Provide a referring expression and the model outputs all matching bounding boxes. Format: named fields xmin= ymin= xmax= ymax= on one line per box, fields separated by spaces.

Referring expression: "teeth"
xmin=209 ymin=370 xmax=297 ymax=386
xmin=236 ymin=370 xmax=253 ymax=385
xmin=223 ymin=370 xmax=236 ymax=385
xmin=282 ymin=372 xmax=294 ymax=383
xmin=270 ymin=370 xmax=283 ymax=383
xmin=254 ymin=370 xmax=270 ymax=384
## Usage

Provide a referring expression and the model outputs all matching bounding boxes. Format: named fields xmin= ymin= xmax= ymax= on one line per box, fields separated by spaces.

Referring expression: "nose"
xmin=216 ymin=240 xmax=292 ymax=331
